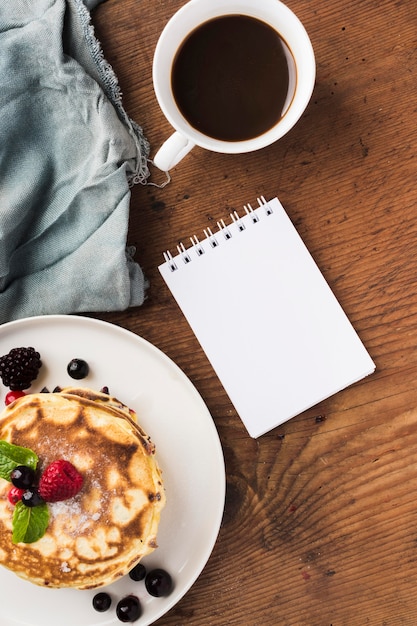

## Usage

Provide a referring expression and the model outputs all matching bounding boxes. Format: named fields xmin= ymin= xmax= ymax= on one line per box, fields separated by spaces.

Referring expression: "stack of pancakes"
xmin=0 ymin=387 xmax=165 ymax=589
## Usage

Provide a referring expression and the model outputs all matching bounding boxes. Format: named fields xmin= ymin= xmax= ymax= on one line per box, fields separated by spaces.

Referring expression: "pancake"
xmin=59 ymin=387 xmax=156 ymax=445
xmin=0 ymin=389 xmax=165 ymax=589
xmin=60 ymin=386 xmax=137 ymax=421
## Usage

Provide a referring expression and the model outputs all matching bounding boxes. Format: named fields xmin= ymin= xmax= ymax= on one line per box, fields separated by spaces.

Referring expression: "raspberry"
xmin=0 ymin=347 xmax=42 ymax=390
xmin=38 ymin=460 xmax=83 ymax=503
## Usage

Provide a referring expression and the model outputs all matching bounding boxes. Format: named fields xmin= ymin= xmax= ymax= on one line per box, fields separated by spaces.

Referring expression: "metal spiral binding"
xmin=176 ymin=242 xmax=191 ymax=264
xmin=203 ymin=227 xmax=219 ymax=248
xmin=259 ymin=195 xmax=274 ymax=215
xmin=162 ymin=250 xmax=178 ymax=272
xmin=217 ymin=219 xmax=232 ymax=240
xmin=243 ymin=203 xmax=259 ymax=223
xmin=230 ymin=210 xmax=246 ymax=231
xmin=163 ymin=196 xmax=273 ymax=271
xmin=189 ymin=235 xmax=204 ymax=256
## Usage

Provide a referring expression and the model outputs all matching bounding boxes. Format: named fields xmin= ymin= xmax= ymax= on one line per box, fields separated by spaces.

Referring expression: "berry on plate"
xmin=10 ymin=465 xmax=36 ymax=489
xmin=116 ymin=595 xmax=142 ymax=622
xmin=38 ymin=460 xmax=83 ymax=502
xmin=21 ymin=488 xmax=44 ymax=507
xmin=67 ymin=358 xmax=89 ymax=380
xmin=128 ymin=562 xmax=146 ymax=581
xmin=7 ymin=486 xmax=25 ymax=505
xmin=92 ymin=592 xmax=112 ymax=612
xmin=0 ymin=347 xmax=42 ymax=390
xmin=145 ymin=568 xmax=173 ymax=597
xmin=5 ymin=390 xmax=26 ymax=406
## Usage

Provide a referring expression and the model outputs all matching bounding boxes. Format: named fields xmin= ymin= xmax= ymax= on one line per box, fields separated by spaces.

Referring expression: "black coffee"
xmin=171 ymin=15 xmax=293 ymax=142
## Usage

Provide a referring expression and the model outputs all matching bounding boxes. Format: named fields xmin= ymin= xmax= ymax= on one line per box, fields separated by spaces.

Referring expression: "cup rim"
xmin=152 ymin=0 xmax=316 ymax=154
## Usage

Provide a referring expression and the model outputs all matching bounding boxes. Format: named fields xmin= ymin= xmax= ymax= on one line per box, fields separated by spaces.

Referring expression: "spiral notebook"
xmin=159 ymin=196 xmax=375 ymax=438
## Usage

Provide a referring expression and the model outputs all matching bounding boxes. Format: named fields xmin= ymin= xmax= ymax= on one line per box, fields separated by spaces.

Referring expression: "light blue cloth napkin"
xmin=0 ymin=0 xmax=150 ymax=324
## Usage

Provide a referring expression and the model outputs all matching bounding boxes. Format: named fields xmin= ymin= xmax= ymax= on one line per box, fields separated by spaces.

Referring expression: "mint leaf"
xmin=12 ymin=501 xmax=49 ymax=544
xmin=0 ymin=440 xmax=38 ymax=481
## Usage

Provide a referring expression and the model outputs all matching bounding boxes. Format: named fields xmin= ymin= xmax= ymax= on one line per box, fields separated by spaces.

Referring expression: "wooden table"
xmin=91 ymin=1 xmax=417 ymax=623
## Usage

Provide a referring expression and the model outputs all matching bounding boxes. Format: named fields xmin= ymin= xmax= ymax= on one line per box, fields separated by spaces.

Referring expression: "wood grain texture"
xmin=90 ymin=0 xmax=417 ymax=623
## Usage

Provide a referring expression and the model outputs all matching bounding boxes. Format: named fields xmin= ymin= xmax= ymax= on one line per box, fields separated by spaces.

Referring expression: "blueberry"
xmin=145 ymin=568 xmax=173 ymax=597
xmin=116 ymin=595 xmax=141 ymax=622
xmin=129 ymin=563 xmax=146 ymax=581
xmin=10 ymin=465 xmax=36 ymax=489
xmin=21 ymin=488 xmax=43 ymax=507
xmin=92 ymin=592 xmax=112 ymax=612
xmin=67 ymin=358 xmax=89 ymax=380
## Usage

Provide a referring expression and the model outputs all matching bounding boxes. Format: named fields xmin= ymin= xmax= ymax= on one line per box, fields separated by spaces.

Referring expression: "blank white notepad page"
xmin=159 ymin=197 xmax=375 ymax=438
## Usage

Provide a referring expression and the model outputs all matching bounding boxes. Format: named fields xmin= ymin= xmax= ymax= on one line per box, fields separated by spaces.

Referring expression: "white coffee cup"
xmin=152 ymin=0 xmax=315 ymax=172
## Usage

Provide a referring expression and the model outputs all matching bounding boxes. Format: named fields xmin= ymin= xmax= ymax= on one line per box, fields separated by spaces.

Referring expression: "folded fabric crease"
xmin=0 ymin=0 xmax=150 ymax=324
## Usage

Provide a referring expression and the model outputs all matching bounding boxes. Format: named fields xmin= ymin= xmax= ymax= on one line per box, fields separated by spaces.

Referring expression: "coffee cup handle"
xmin=152 ymin=131 xmax=195 ymax=171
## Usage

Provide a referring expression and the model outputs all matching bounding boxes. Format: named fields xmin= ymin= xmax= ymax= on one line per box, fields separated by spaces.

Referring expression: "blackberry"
xmin=0 ymin=347 xmax=42 ymax=390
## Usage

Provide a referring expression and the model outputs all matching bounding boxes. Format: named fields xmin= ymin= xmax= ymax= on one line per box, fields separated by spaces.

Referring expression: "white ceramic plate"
xmin=0 ymin=315 xmax=225 ymax=626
